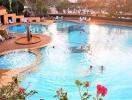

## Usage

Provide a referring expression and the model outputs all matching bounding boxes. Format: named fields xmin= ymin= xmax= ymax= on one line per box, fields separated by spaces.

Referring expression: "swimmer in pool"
xmin=101 ymin=65 xmax=104 ymax=73
xmin=90 ymin=65 xmax=93 ymax=70
xmin=89 ymin=65 xmax=93 ymax=73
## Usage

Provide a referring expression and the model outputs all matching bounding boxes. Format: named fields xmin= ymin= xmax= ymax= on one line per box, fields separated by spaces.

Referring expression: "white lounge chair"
xmin=80 ymin=17 xmax=82 ymax=21
xmin=8 ymin=19 xmax=13 ymax=24
xmin=22 ymin=18 xmax=25 ymax=23
xmin=24 ymin=18 xmax=27 ymax=23
xmin=55 ymin=16 xmax=59 ymax=20
xmin=82 ymin=17 xmax=85 ymax=21
xmin=84 ymin=17 xmax=87 ymax=21
xmin=87 ymin=17 xmax=91 ymax=22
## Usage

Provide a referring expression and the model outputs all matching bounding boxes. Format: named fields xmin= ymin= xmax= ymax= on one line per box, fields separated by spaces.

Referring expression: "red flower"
xmin=84 ymin=81 xmax=90 ymax=88
xmin=56 ymin=90 xmax=60 ymax=94
xmin=97 ymin=84 xmax=103 ymax=94
xmin=97 ymin=84 xmax=108 ymax=97
xmin=19 ymin=88 xmax=25 ymax=93
xmin=102 ymin=86 xmax=108 ymax=97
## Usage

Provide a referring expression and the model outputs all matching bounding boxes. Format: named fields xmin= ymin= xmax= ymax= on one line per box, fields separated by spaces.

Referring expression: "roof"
xmin=0 ymin=6 xmax=6 ymax=10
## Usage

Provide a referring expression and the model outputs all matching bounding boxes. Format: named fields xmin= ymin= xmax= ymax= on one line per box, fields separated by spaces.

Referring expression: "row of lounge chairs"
xmin=8 ymin=18 xmax=28 ymax=24
xmin=80 ymin=17 xmax=91 ymax=22
xmin=55 ymin=16 xmax=64 ymax=20
xmin=54 ymin=16 xmax=91 ymax=22
xmin=0 ymin=18 xmax=27 ymax=25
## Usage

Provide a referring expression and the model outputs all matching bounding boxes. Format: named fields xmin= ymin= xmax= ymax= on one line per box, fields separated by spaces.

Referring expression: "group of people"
xmin=89 ymin=65 xmax=104 ymax=73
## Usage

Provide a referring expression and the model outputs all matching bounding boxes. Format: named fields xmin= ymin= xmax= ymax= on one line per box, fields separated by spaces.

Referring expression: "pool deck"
xmin=65 ymin=19 xmax=132 ymax=27
xmin=0 ymin=33 xmax=52 ymax=54
xmin=1 ymin=20 xmax=54 ymax=29
xmin=0 ymin=20 xmax=53 ymax=54
xmin=0 ymin=19 xmax=132 ymax=86
xmin=0 ymin=20 xmax=53 ymax=86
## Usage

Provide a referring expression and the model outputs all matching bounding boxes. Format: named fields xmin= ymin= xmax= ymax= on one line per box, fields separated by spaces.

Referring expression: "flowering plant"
xmin=54 ymin=88 xmax=68 ymax=100
xmin=55 ymin=80 xmax=108 ymax=100
xmin=96 ymin=84 xmax=108 ymax=100
xmin=0 ymin=76 xmax=37 ymax=100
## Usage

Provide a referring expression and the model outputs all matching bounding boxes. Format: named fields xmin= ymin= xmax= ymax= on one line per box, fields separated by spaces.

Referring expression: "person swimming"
xmin=101 ymin=66 xmax=104 ymax=70
xmin=100 ymin=65 xmax=104 ymax=73
xmin=52 ymin=46 xmax=55 ymax=48
xmin=90 ymin=65 xmax=93 ymax=70
xmin=80 ymin=46 xmax=83 ymax=50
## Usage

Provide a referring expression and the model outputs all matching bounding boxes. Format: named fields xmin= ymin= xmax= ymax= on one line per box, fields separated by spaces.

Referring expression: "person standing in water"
xmin=89 ymin=65 xmax=93 ymax=73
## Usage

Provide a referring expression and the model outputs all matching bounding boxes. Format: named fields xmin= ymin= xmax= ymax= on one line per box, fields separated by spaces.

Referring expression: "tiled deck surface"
xmin=0 ymin=33 xmax=52 ymax=54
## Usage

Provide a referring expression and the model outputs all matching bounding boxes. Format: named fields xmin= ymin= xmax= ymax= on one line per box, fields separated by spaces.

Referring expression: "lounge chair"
xmin=82 ymin=17 xmax=85 ymax=21
xmin=0 ymin=30 xmax=9 ymax=40
xmin=8 ymin=19 xmax=13 ymax=24
xmin=80 ymin=17 xmax=82 ymax=21
xmin=0 ymin=35 xmax=4 ymax=42
xmin=55 ymin=16 xmax=59 ymax=20
xmin=87 ymin=17 xmax=91 ymax=22
xmin=22 ymin=18 xmax=25 ymax=23
xmin=0 ymin=30 xmax=14 ymax=40
xmin=84 ymin=17 xmax=87 ymax=21
xmin=24 ymin=18 xmax=27 ymax=23
xmin=0 ymin=21 xmax=2 ymax=26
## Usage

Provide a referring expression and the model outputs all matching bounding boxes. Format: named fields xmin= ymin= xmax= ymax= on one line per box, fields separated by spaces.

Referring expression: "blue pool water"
xmin=0 ymin=51 xmax=36 ymax=69
xmin=7 ymin=21 xmax=132 ymax=100
xmin=7 ymin=24 xmax=46 ymax=34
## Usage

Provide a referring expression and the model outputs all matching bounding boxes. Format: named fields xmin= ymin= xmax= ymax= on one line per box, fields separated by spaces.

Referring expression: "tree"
xmin=56 ymin=0 xmax=70 ymax=13
xmin=24 ymin=0 xmax=48 ymax=17
xmin=35 ymin=0 xmax=48 ymax=17
xmin=11 ymin=0 xmax=24 ymax=15
xmin=125 ymin=0 xmax=132 ymax=15
xmin=0 ymin=0 xmax=10 ymax=11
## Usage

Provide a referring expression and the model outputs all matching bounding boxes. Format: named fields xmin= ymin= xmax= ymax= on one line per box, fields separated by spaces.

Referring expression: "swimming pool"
xmin=8 ymin=21 xmax=132 ymax=100
xmin=7 ymin=24 xmax=47 ymax=34
xmin=0 ymin=51 xmax=36 ymax=69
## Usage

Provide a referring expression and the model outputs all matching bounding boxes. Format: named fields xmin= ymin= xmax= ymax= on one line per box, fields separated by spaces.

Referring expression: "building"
xmin=0 ymin=6 xmax=24 ymax=25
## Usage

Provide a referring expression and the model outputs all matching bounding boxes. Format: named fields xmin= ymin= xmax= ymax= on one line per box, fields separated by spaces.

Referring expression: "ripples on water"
xmin=0 ymin=51 xmax=36 ymax=69
xmin=8 ymin=21 xmax=132 ymax=100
